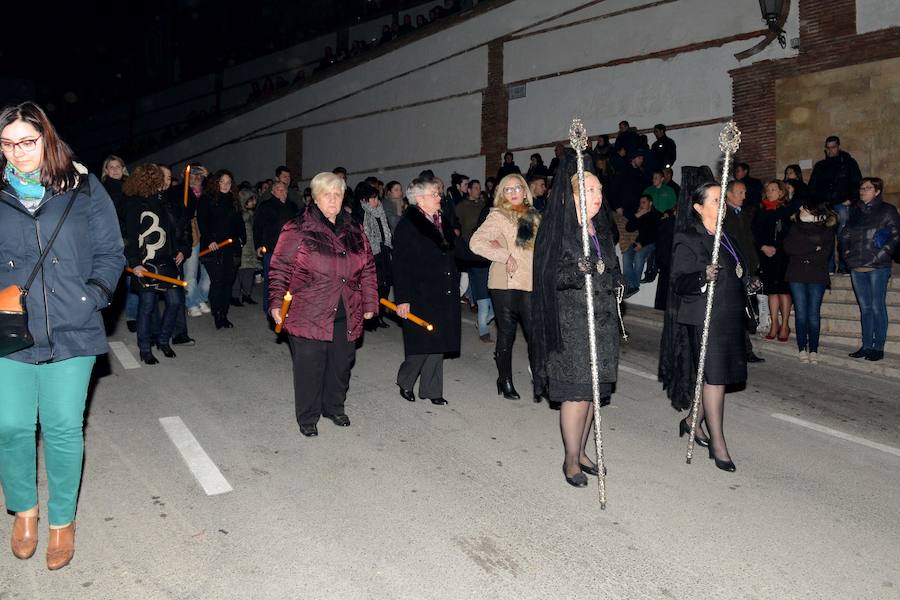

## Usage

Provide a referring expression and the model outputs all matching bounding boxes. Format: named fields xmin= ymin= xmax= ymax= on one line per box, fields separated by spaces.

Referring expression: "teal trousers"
xmin=0 ymin=356 xmax=95 ymax=526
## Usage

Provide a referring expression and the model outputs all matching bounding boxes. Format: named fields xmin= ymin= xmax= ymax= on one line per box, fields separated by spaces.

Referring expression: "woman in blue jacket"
xmin=0 ymin=102 xmax=124 ymax=570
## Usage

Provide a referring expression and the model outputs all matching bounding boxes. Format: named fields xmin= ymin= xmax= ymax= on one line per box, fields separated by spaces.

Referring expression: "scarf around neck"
xmin=5 ymin=163 xmax=45 ymax=211
xmin=361 ymin=200 xmax=392 ymax=253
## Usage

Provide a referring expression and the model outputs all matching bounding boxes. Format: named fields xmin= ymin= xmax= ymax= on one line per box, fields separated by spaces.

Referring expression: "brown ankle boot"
xmin=11 ymin=513 xmax=38 ymax=559
xmin=46 ymin=522 xmax=75 ymax=570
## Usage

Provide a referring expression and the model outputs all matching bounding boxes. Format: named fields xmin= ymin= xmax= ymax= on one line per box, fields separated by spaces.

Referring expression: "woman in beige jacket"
xmin=470 ymin=174 xmax=542 ymax=401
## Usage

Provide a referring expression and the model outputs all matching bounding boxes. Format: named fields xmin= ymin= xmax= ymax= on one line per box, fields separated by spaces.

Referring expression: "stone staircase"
xmin=811 ymin=269 xmax=900 ymax=355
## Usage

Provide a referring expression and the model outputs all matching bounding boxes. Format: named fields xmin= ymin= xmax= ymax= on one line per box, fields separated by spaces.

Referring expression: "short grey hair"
xmin=310 ymin=172 xmax=346 ymax=200
xmin=406 ymin=177 xmax=435 ymax=206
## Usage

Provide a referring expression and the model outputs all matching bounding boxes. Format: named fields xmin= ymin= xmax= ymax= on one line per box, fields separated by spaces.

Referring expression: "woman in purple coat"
xmin=268 ymin=172 xmax=378 ymax=437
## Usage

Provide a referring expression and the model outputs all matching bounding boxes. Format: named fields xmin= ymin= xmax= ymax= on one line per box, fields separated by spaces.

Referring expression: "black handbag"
xmin=0 ymin=181 xmax=82 ymax=357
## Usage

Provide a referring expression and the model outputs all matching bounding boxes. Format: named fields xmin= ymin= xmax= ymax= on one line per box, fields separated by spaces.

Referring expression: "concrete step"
xmin=819 ymin=302 xmax=900 ymax=321
xmin=815 ymin=331 xmax=900 ymax=355
xmin=753 ymin=335 xmax=900 ymax=380
xmin=829 ymin=273 xmax=900 ymax=291
xmin=815 ymin=315 xmax=900 ymax=338
xmin=824 ymin=288 xmax=900 ymax=305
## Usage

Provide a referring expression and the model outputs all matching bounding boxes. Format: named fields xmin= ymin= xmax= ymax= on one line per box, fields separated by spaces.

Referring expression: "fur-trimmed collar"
xmin=405 ymin=205 xmax=456 ymax=252
xmin=493 ymin=206 xmax=541 ymax=249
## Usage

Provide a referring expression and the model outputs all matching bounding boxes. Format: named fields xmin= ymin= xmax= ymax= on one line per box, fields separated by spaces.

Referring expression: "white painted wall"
xmin=856 ymin=0 xmax=900 ymax=34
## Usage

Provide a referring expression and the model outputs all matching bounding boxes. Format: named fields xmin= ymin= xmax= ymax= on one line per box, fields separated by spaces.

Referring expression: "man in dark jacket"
xmin=734 ymin=162 xmax=763 ymax=213
xmin=809 ymin=136 xmax=862 ymax=272
xmin=253 ymin=181 xmax=300 ymax=315
xmin=495 ymin=152 xmax=521 ymax=181
xmin=622 ymin=194 xmax=661 ymax=296
xmin=613 ymin=120 xmax=640 ymax=157
xmin=651 ymin=124 xmax=677 ymax=169
xmin=724 ymin=180 xmax=764 ymax=363
xmin=611 ymin=153 xmax=650 ymax=217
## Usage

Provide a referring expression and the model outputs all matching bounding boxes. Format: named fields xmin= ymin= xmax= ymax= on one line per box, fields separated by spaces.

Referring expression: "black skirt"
xmin=759 ymin=252 xmax=789 ymax=295
xmin=688 ymin=323 xmax=747 ymax=386
xmin=548 ymin=378 xmax=613 ymax=402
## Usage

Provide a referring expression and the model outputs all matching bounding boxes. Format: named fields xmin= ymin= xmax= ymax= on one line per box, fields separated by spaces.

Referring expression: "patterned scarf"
xmin=5 ymin=163 xmax=45 ymax=212
xmin=361 ymin=200 xmax=392 ymax=254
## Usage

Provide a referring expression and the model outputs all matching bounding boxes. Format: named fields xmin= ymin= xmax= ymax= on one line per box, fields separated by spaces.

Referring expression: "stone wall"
xmin=775 ymin=56 xmax=900 ymax=206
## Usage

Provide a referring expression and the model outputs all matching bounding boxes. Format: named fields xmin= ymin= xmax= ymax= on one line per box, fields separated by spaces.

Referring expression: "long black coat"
xmin=391 ymin=207 xmax=461 ymax=356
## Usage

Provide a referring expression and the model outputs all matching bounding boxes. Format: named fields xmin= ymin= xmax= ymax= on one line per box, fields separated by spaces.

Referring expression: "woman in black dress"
xmin=753 ymin=180 xmax=792 ymax=341
xmin=662 ymin=182 xmax=747 ymax=472
xmin=532 ymin=151 xmax=622 ymax=488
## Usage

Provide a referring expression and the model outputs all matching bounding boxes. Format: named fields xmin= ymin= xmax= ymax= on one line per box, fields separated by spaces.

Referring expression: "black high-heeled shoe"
xmin=708 ymin=447 xmax=736 ymax=472
xmin=579 ymin=461 xmax=607 ymax=477
xmin=496 ymin=377 xmax=520 ymax=400
xmin=679 ymin=418 xmax=710 ymax=448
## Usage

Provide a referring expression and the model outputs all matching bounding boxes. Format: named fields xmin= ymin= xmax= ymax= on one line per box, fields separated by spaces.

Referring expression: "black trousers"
xmin=397 ymin=353 xmax=443 ymax=399
xmin=203 ymin=252 xmax=236 ymax=315
xmin=289 ymin=326 xmax=356 ymax=426
xmin=490 ymin=289 xmax=539 ymax=392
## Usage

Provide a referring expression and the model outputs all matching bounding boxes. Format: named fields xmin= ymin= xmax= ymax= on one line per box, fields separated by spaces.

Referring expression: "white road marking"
xmin=159 ymin=416 xmax=233 ymax=495
xmin=619 ymin=364 xmax=658 ymax=382
xmin=771 ymin=413 xmax=900 ymax=458
xmin=109 ymin=341 xmax=141 ymax=370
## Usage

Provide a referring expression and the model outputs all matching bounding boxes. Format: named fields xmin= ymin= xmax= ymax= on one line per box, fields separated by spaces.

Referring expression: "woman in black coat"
xmin=753 ymin=180 xmax=793 ymax=341
xmin=532 ymin=152 xmax=622 ymax=488
xmin=392 ymin=177 xmax=461 ymax=405
xmin=197 ymin=170 xmax=246 ymax=329
xmin=123 ymin=164 xmax=191 ymax=364
xmin=662 ymin=182 xmax=747 ymax=472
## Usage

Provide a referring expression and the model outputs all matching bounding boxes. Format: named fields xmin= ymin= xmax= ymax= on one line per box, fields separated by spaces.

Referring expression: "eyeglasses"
xmin=0 ymin=136 xmax=41 ymax=154
xmin=503 ymin=185 xmax=524 ymax=194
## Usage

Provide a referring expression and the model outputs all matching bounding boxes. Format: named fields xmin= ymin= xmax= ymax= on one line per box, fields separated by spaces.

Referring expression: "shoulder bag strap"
xmin=22 ymin=177 xmax=86 ymax=294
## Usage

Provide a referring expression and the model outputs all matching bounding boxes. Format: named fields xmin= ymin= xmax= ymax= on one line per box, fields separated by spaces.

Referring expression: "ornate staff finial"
xmin=718 ymin=121 xmax=741 ymax=155
xmin=569 ymin=118 xmax=588 ymax=153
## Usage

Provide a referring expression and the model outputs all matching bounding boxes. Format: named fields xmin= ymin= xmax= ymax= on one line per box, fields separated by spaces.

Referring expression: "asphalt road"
xmin=1 ymin=298 xmax=898 ymax=600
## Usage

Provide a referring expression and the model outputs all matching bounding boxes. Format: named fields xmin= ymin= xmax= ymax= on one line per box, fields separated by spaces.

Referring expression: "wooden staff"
xmin=198 ymin=238 xmax=233 ymax=257
xmin=685 ymin=121 xmax=742 ymax=464
xmin=274 ymin=291 xmax=292 ymax=334
xmin=125 ymin=267 xmax=187 ymax=288
xmin=569 ymin=118 xmax=607 ymax=509
xmin=183 ymin=164 xmax=191 ymax=208
xmin=379 ymin=298 xmax=434 ymax=331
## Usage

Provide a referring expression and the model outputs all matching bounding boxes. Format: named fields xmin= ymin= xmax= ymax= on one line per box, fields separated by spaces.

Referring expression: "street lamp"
xmin=759 ymin=0 xmax=787 ymax=48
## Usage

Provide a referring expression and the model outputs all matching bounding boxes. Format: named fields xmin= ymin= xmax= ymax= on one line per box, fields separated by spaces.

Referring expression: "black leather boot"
xmin=496 ymin=377 xmax=520 ymax=400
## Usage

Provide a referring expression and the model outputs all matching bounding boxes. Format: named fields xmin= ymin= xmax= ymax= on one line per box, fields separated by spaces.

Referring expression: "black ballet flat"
xmin=398 ymin=386 xmax=416 ymax=402
xmin=563 ymin=465 xmax=588 ymax=488
xmin=679 ymin=418 xmax=710 ymax=448
xmin=579 ymin=462 xmax=607 ymax=477
xmin=708 ymin=448 xmax=736 ymax=472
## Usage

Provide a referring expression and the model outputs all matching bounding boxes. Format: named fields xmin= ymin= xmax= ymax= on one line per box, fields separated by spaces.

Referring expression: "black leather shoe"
xmin=679 ymin=418 xmax=710 ymax=448
xmin=299 ymin=423 xmax=318 ymax=437
xmin=747 ymin=353 xmax=765 ymax=363
xmin=533 ymin=388 xmax=549 ymax=404
xmin=398 ymin=386 xmax=416 ymax=402
xmin=496 ymin=377 xmax=520 ymax=400
xmin=709 ymin=448 xmax=736 ymax=472
xmin=324 ymin=413 xmax=350 ymax=427
xmin=171 ymin=334 xmax=195 ymax=346
xmin=848 ymin=347 xmax=868 ymax=358
xmin=229 ymin=298 xmax=243 ymax=307
xmin=429 ymin=397 xmax=448 ymax=405
xmin=242 ymin=295 xmax=257 ymax=305
xmin=126 ymin=320 xmax=137 ymax=333
xmin=140 ymin=351 xmax=159 ymax=365
xmin=157 ymin=344 xmax=176 ymax=358
xmin=376 ymin=317 xmax=390 ymax=329
xmin=563 ymin=465 xmax=588 ymax=488
xmin=865 ymin=350 xmax=884 ymax=362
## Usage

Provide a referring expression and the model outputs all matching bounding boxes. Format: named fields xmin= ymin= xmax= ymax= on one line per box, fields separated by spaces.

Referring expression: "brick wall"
xmin=731 ymin=0 xmax=900 ymax=182
xmin=481 ymin=39 xmax=509 ymax=181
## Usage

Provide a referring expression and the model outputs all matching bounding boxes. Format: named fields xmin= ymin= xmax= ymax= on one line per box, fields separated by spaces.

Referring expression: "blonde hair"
xmin=493 ymin=173 xmax=533 ymax=211
xmin=310 ymin=171 xmax=346 ymax=200
xmin=101 ymin=155 xmax=129 ymax=181
xmin=570 ymin=172 xmax=601 ymax=197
